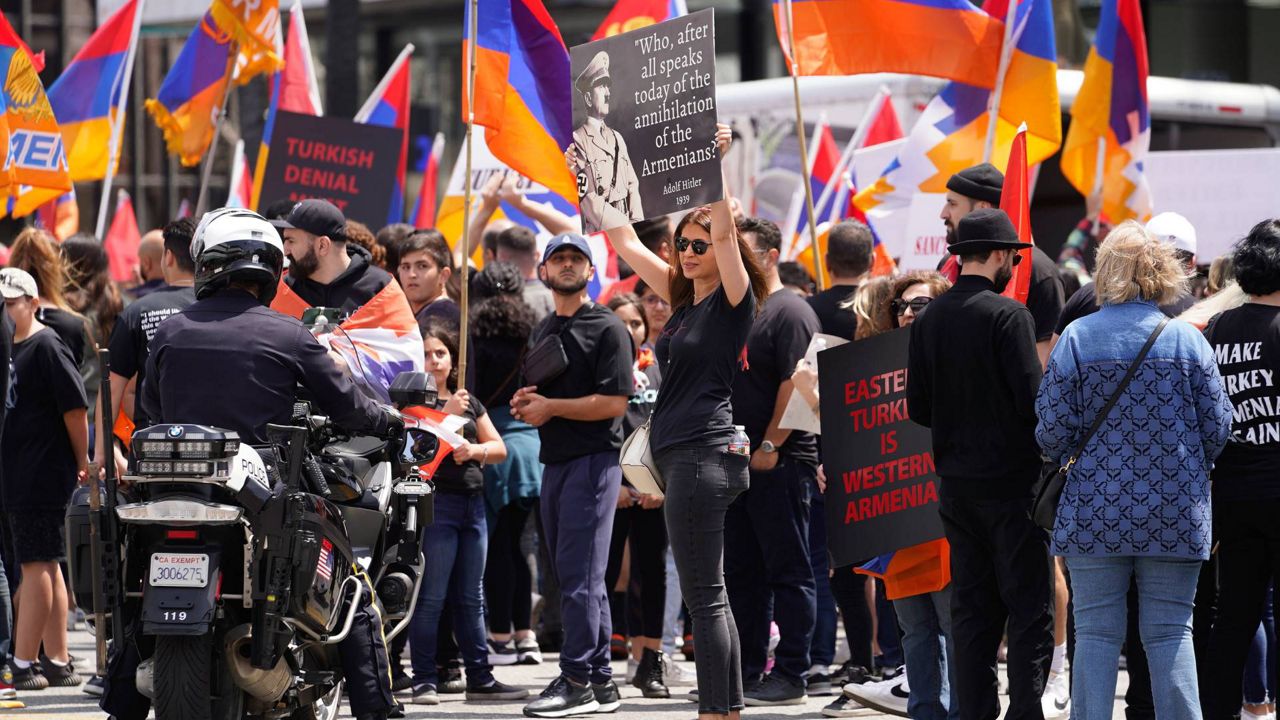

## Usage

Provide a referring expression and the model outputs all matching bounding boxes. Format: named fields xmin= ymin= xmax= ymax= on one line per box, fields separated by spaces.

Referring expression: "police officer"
xmin=569 ymin=51 xmax=643 ymax=233
xmin=105 ymin=208 xmax=399 ymax=720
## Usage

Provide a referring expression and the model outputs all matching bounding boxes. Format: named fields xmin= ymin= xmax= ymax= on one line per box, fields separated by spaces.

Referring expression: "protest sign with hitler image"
xmin=569 ymin=8 xmax=722 ymax=234
xmin=256 ymin=110 xmax=402 ymax=227
xmin=818 ymin=328 xmax=944 ymax=566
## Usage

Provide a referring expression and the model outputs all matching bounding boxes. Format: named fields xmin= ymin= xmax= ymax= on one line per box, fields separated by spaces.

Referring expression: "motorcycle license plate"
xmin=149 ymin=553 xmax=209 ymax=588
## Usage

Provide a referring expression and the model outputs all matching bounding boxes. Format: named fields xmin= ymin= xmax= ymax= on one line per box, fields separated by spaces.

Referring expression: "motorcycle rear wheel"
xmin=291 ymin=679 xmax=344 ymax=720
xmin=154 ymin=633 xmax=245 ymax=720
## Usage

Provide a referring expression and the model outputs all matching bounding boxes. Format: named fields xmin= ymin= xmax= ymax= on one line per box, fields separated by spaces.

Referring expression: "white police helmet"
xmin=191 ymin=208 xmax=286 ymax=305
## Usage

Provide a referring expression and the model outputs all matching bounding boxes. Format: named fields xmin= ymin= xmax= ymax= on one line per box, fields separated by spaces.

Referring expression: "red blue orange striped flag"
xmin=464 ymin=0 xmax=576 ymax=205
xmin=144 ymin=12 xmax=233 ymax=167
xmin=1059 ymin=0 xmax=1151 ymax=222
xmin=46 ymin=0 xmax=142 ymax=182
xmin=592 ymin=0 xmax=689 ymax=40
xmin=773 ymin=0 xmax=1005 ymax=88
xmin=356 ymin=45 xmax=413 ymax=227
xmin=0 ymin=12 xmax=72 ymax=217
xmin=410 ymin=132 xmax=445 ymax=227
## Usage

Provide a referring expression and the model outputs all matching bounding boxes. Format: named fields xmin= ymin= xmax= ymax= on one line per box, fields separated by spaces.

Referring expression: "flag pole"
xmin=982 ymin=0 xmax=1020 ymax=164
xmin=783 ymin=0 xmax=827 ymax=290
xmin=195 ymin=40 xmax=240 ymax=218
xmin=95 ymin=0 xmax=147 ymax=240
xmin=457 ymin=0 xmax=478 ymax=386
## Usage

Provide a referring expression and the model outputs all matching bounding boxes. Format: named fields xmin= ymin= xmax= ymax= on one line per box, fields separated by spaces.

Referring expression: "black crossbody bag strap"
xmin=1062 ymin=317 xmax=1170 ymax=471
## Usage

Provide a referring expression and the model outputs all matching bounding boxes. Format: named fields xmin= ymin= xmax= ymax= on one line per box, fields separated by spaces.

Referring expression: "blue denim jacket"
xmin=1036 ymin=301 xmax=1233 ymax=560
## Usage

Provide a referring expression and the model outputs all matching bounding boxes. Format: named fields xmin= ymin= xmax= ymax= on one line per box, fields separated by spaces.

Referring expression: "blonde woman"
xmin=1035 ymin=221 xmax=1233 ymax=720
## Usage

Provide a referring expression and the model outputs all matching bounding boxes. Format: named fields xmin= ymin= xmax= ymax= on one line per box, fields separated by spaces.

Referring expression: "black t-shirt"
xmin=107 ymin=284 xmax=196 ymax=428
xmin=2 ymin=329 xmax=88 ymax=511
xmin=525 ymin=302 xmax=634 ymax=465
xmin=623 ymin=351 xmax=661 ymax=438
xmin=432 ymin=395 xmax=487 ymax=495
xmin=732 ymin=289 xmax=821 ymax=463
xmin=475 ymin=335 xmax=527 ymax=409
xmin=1055 ymin=282 xmax=1197 ymax=336
xmin=1027 ymin=247 xmax=1065 ymax=342
xmin=807 ymin=284 xmax=858 ymax=339
xmin=1205 ymin=304 xmax=1280 ymax=501
xmin=38 ymin=307 xmax=88 ymax=365
xmin=652 ymin=285 xmax=756 ymax=452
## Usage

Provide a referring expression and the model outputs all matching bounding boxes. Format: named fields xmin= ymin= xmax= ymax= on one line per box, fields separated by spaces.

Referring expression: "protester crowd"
xmin=0 ymin=137 xmax=1276 ymax=720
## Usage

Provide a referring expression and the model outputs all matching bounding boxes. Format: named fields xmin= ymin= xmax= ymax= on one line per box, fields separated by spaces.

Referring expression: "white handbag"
xmin=620 ymin=417 xmax=664 ymax=498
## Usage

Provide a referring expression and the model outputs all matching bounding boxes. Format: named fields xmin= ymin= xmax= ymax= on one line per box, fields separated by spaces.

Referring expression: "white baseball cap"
xmin=0 ymin=268 xmax=37 ymax=299
xmin=1146 ymin=212 xmax=1197 ymax=255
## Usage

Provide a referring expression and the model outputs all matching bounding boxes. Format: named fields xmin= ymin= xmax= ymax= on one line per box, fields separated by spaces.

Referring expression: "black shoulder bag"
xmin=521 ymin=304 xmax=591 ymax=388
xmin=1032 ymin=318 xmax=1169 ymax=530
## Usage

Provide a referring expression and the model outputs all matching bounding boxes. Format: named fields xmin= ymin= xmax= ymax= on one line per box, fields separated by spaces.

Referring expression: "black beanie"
xmin=945 ymin=163 xmax=1004 ymax=205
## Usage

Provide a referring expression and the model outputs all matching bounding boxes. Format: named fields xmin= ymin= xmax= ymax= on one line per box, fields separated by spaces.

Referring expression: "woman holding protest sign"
xmin=1036 ymin=222 xmax=1232 ymax=720
xmin=572 ymin=123 xmax=769 ymax=720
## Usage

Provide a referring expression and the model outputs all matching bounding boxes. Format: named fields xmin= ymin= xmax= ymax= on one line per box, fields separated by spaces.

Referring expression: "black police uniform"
xmin=101 ymin=287 xmax=397 ymax=720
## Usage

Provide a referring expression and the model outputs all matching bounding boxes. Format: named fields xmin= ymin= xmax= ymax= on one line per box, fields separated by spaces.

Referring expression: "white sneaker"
xmin=1041 ymin=671 xmax=1070 ymax=719
xmin=843 ymin=675 xmax=910 ymax=718
xmin=660 ymin=653 xmax=696 ymax=686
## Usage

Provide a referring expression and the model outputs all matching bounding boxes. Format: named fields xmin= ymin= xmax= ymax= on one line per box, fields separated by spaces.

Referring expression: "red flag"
xmin=410 ymin=132 xmax=444 ymax=227
xmin=999 ymin=125 xmax=1033 ymax=304
xmin=592 ymin=0 xmax=688 ymax=40
xmin=104 ymin=190 xmax=141 ymax=283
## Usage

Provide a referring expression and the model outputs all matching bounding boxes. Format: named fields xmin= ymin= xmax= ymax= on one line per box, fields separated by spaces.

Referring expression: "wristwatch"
xmin=759 ymin=440 xmax=778 ymax=454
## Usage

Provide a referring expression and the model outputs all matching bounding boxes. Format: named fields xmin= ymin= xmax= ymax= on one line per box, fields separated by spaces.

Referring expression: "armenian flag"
xmin=1059 ymin=0 xmax=1151 ymax=222
xmin=856 ymin=538 xmax=951 ymax=601
xmin=592 ymin=0 xmax=688 ymax=40
xmin=823 ymin=91 xmax=904 ymax=276
xmin=355 ymin=45 xmax=413 ymax=227
xmin=782 ymin=119 xmax=841 ymax=260
xmin=145 ymin=12 xmax=234 ymax=167
xmin=0 ymin=13 xmax=72 ymax=217
xmin=46 ymin=0 xmax=142 ymax=182
xmin=250 ymin=0 xmax=323 ymax=211
xmin=855 ymin=0 xmax=1060 ymax=237
xmin=773 ymin=0 xmax=1004 ymax=88
xmin=463 ymin=0 xmax=576 ymax=205
xmin=410 ymin=132 xmax=445 ymax=227
xmin=227 ymin=139 xmax=252 ymax=208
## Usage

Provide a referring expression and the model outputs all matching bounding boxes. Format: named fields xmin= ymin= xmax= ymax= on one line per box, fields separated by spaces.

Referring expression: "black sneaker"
xmin=744 ymin=673 xmax=806 ymax=707
xmin=410 ymin=683 xmax=439 ymax=705
xmin=807 ymin=671 xmax=833 ymax=696
xmin=466 ymin=679 xmax=530 ymax=702
xmin=38 ymin=653 xmax=81 ymax=688
xmin=439 ymin=665 xmax=465 ymax=694
xmin=591 ymin=680 xmax=621 ymax=713
xmin=391 ymin=671 xmax=413 ymax=694
xmin=7 ymin=661 xmax=47 ymax=691
xmin=523 ymin=676 xmax=600 ymax=718
xmin=488 ymin=638 xmax=520 ymax=666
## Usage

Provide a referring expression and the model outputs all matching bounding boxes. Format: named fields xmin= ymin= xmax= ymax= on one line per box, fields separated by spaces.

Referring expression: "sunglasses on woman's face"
xmin=674 ymin=236 xmax=711 ymax=255
xmin=892 ymin=297 xmax=932 ymax=316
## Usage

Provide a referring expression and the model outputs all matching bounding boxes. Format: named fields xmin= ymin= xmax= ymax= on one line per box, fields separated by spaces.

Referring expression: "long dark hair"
xmin=668 ymin=206 xmax=769 ymax=310
xmin=471 ymin=261 xmax=536 ymax=343
xmin=61 ymin=233 xmax=123 ymax=345
xmin=421 ymin=317 xmax=460 ymax=392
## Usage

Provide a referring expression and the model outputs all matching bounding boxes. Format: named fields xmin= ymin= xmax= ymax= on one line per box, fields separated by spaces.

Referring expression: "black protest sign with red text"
xmin=257 ymin=111 xmax=402 ymax=226
xmin=817 ymin=328 xmax=943 ymax=566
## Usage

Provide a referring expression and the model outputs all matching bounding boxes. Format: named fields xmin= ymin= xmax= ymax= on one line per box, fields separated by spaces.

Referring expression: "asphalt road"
xmin=5 ymin=627 xmax=1130 ymax=719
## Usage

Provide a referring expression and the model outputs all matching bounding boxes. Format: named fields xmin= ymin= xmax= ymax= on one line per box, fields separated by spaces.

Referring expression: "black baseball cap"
xmin=270 ymin=199 xmax=347 ymax=241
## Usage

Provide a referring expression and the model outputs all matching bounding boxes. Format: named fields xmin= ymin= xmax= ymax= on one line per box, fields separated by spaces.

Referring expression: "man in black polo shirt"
xmin=96 ymin=219 xmax=198 ymax=474
xmin=725 ymin=218 xmax=822 ymax=706
xmin=271 ymin=199 xmax=399 ymax=316
xmin=807 ymin=220 xmax=873 ymax=340
xmin=513 ymin=234 xmax=634 ymax=718
xmin=908 ymin=209 xmax=1053 ymax=720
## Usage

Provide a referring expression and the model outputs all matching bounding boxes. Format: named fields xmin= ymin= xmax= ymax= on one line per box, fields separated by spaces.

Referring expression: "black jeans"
xmin=939 ymin=495 xmax=1054 ymax=720
xmin=485 ymin=503 xmax=534 ymax=634
xmin=605 ymin=504 xmax=668 ymax=639
xmin=658 ymin=443 xmax=750 ymax=715
xmin=1205 ymin=500 xmax=1280 ymax=720
xmin=724 ymin=456 xmax=817 ymax=684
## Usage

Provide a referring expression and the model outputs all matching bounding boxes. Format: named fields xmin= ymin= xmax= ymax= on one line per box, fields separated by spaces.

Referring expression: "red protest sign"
xmin=817 ymin=328 xmax=943 ymax=566
xmin=257 ymin=110 xmax=401 ymax=226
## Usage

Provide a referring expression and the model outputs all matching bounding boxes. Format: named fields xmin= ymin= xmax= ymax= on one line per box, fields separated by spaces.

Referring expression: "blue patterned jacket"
xmin=1036 ymin=301 xmax=1233 ymax=560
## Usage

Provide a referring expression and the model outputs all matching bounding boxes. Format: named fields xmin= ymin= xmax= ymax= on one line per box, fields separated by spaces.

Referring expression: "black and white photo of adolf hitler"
xmin=569 ymin=50 xmax=644 ymax=233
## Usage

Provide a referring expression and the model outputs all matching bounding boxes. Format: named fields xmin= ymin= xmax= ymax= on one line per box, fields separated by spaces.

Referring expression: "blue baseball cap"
xmin=541 ymin=233 xmax=594 ymax=267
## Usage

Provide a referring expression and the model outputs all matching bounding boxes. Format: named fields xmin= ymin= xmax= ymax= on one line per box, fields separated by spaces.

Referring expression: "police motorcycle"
xmin=66 ymin=210 xmax=438 ymax=720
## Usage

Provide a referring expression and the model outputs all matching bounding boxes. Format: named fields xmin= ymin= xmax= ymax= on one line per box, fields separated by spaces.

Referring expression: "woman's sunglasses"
xmin=892 ymin=297 xmax=932 ymax=316
xmin=674 ymin=236 xmax=710 ymax=255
